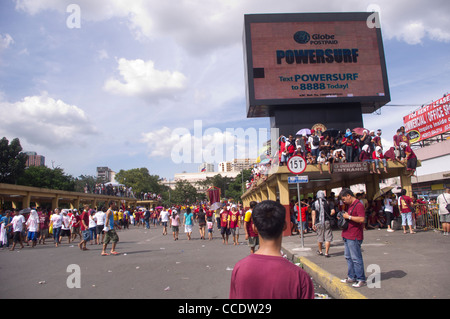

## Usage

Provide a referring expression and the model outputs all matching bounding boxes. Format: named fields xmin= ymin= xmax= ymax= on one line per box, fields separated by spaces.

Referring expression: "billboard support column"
xmin=276 ymin=174 xmax=291 ymax=237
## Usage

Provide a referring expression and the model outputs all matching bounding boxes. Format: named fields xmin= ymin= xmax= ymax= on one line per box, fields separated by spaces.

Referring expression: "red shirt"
xmin=398 ymin=196 xmax=413 ymax=213
xmin=342 ymin=199 xmax=365 ymax=241
xmin=229 ymin=211 xmax=240 ymax=228
xmin=80 ymin=211 xmax=90 ymax=231
xmin=229 ymin=254 xmax=315 ymax=299
xmin=296 ymin=205 xmax=308 ymax=222
xmin=220 ymin=210 xmax=229 ymax=228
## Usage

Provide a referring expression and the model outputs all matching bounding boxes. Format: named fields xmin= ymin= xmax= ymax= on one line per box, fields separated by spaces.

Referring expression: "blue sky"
xmin=0 ymin=0 xmax=449 ymax=181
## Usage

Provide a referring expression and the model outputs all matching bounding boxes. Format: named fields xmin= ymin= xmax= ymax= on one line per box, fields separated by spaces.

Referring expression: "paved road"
xmin=0 ymin=224 xmax=327 ymax=299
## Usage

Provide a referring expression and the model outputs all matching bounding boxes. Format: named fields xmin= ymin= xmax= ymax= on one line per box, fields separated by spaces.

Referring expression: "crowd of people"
xmin=245 ymin=125 xmax=417 ymax=190
xmin=0 ymin=200 xmax=256 ymax=254
xmin=288 ymin=187 xmax=445 ymax=239
xmin=83 ymin=183 xmax=162 ymax=202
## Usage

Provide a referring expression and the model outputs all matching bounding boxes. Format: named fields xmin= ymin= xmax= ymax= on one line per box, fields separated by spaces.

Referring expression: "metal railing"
xmin=414 ymin=204 xmax=441 ymax=231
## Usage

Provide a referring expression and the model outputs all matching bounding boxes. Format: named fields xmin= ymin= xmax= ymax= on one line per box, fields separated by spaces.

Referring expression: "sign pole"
xmin=297 ymin=183 xmax=304 ymax=248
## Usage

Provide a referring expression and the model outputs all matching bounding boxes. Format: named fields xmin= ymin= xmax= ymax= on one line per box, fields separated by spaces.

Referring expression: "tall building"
xmin=96 ymin=167 xmax=114 ymax=183
xmin=25 ymin=152 xmax=45 ymax=167
xmin=219 ymin=158 xmax=256 ymax=172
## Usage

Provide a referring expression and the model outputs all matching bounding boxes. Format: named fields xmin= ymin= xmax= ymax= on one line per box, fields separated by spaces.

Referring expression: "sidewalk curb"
xmin=295 ymin=256 xmax=367 ymax=299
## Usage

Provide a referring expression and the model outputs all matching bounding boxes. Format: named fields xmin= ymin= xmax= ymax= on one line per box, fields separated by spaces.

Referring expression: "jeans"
xmin=343 ymin=238 xmax=365 ymax=281
xmin=89 ymin=227 xmax=97 ymax=241
xmin=53 ymin=227 xmax=61 ymax=244
xmin=345 ymin=146 xmax=353 ymax=162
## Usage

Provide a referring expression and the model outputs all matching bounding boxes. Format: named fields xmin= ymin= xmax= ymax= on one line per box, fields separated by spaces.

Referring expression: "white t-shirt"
xmin=308 ymin=135 xmax=320 ymax=150
xmin=51 ymin=214 xmax=62 ymax=228
xmin=437 ymin=193 xmax=450 ymax=215
xmin=61 ymin=215 xmax=72 ymax=230
xmin=160 ymin=210 xmax=169 ymax=222
xmin=12 ymin=215 xmax=26 ymax=232
xmin=89 ymin=214 xmax=97 ymax=228
xmin=96 ymin=211 xmax=106 ymax=225
xmin=384 ymin=198 xmax=393 ymax=213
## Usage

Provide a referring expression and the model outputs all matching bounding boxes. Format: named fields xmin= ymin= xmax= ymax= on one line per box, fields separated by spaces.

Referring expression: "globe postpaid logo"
xmin=293 ymin=31 xmax=310 ymax=44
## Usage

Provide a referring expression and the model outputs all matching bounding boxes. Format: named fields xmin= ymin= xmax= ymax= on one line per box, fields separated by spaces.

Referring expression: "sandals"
xmin=317 ymin=251 xmax=330 ymax=257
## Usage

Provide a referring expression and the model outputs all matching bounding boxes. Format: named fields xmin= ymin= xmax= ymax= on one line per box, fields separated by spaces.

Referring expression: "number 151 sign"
xmin=287 ymin=155 xmax=307 ymax=175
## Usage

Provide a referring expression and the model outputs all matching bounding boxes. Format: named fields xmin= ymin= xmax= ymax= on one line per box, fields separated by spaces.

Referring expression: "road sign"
xmin=288 ymin=176 xmax=309 ymax=184
xmin=287 ymin=155 xmax=307 ymax=175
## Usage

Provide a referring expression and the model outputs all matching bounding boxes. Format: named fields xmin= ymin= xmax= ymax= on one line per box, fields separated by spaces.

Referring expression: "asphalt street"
xmin=0 ymin=223 xmax=328 ymax=299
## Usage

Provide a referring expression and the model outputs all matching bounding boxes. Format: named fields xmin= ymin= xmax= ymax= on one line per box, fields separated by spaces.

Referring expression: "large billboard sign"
xmin=403 ymin=94 xmax=450 ymax=143
xmin=243 ymin=12 xmax=390 ymax=117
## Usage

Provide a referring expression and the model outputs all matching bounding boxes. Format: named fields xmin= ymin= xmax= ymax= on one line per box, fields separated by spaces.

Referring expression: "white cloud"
xmin=103 ymin=58 xmax=187 ymax=100
xmin=140 ymin=124 xmax=267 ymax=164
xmin=13 ymin=0 xmax=450 ymax=51
xmin=0 ymin=33 xmax=14 ymax=51
xmin=0 ymin=93 xmax=97 ymax=148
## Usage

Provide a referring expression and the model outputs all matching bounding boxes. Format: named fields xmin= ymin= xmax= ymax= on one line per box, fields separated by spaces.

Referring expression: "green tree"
xmin=225 ymin=169 xmax=252 ymax=202
xmin=171 ymin=180 xmax=201 ymax=205
xmin=114 ymin=168 xmax=163 ymax=195
xmin=74 ymin=175 xmax=99 ymax=193
xmin=0 ymin=137 xmax=27 ymax=184
xmin=17 ymin=166 xmax=75 ymax=191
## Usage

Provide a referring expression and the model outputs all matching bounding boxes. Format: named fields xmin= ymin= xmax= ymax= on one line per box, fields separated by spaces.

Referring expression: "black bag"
xmin=337 ymin=202 xmax=363 ymax=230
xmin=337 ymin=211 xmax=348 ymax=230
xmin=443 ymin=195 xmax=450 ymax=212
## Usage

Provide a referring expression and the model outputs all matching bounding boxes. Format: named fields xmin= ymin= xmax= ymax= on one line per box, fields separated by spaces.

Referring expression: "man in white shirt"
xmin=26 ymin=210 xmax=40 ymax=247
xmin=6 ymin=211 xmax=26 ymax=251
xmin=95 ymin=208 xmax=106 ymax=245
xmin=437 ymin=187 xmax=450 ymax=235
xmin=160 ymin=208 xmax=170 ymax=236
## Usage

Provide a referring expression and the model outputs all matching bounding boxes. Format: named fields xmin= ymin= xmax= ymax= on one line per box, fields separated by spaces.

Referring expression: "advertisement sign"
xmin=244 ymin=12 xmax=390 ymax=117
xmin=403 ymin=94 xmax=450 ymax=143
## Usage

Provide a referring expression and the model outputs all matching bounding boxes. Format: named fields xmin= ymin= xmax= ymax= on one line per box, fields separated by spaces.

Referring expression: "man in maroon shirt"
xmin=78 ymin=205 xmax=90 ymax=251
xmin=229 ymin=200 xmax=314 ymax=299
xmin=339 ymin=188 xmax=366 ymax=288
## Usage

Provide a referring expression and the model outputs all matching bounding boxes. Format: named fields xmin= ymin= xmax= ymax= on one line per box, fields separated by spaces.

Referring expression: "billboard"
xmin=243 ymin=12 xmax=390 ymax=117
xmin=403 ymin=94 xmax=450 ymax=143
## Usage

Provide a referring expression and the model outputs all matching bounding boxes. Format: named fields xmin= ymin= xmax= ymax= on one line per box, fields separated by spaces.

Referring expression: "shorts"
xmin=104 ymin=229 xmax=119 ymax=244
xmin=60 ymin=229 xmax=71 ymax=237
xmin=221 ymin=226 xmax=230 ymax=236
xmin=161 ymin=221 xmax=168 ymax=227
xmin=401 ymin=212 xmax=413 ymax=226
xmin=316 ymin=221 xmax=333 ymax=243
xmin=40 ymin=229 xmax=49 ymax=237
xmin=13 ymin=231 xmax=22 ymax=243
xmin=82 ymin=230 xmax=90 ymax=241
xmin=207 ymin=222 xmax=214 ymax=232
xmin=440 ymin=214 xmax=450 ymax=223
xmin=172 ymin=225 xmax=179 ymax=232
xmin=27 ymin=231 xmax=37 ymax=242
xmin=184 ymin=224 xmax=193 ymax=233
xmin=96 ymin=225 xmax=104 ymax=234
xmin=230 ymin=228 xmax=238 ymax=236
xmin=198 ymin=222 xmax=206 ymax=228
xmin=248 ymin=236 xmax=259 ymax=248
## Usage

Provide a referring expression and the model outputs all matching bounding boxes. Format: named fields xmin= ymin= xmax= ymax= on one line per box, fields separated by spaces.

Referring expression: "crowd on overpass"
xmin=246 ymin=125 xmax=417 ymax=190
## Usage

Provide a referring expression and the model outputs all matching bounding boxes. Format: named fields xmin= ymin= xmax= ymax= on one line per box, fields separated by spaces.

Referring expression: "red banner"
xmin=207 ymin=187 xmax=221 ymax=205
xmin=403 ymin=94 xmax=450 ymax=143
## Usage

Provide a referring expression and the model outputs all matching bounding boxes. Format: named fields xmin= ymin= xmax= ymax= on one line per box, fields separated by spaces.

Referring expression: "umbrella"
xmin=296 ymin=128 xmax=311 ymax=136
xmin=373 ymin=186 xmax=394 ymax=200
xmin=352 ymin=127 xmax=369 ymax=135
xmin=19 ymin=207 xmax=31 ymax=215
xmin=322 ymin=128 xmax=340 ymax=138
xmin=259 ymin=158 xmax=271 ymax=165
xmin=210 ymin=202 xmax=221 ymax=210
